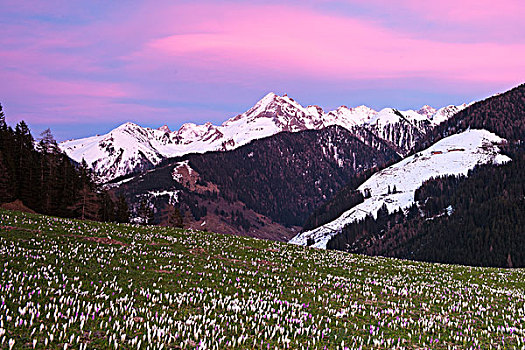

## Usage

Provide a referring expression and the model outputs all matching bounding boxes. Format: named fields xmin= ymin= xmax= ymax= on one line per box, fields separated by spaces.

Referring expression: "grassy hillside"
xmin=0 ymin=210 xmax=524 ymax=349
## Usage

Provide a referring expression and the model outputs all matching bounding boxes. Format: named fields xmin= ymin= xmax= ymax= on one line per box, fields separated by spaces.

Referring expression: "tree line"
xmin=0 ymin=104 xmax=130 ymax=223
xmin=419 ymin=83 xmax=525 ymax=150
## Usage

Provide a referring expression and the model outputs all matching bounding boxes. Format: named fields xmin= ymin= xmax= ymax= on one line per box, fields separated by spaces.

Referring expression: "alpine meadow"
xmin=1 ymin=1 xmax=525 ymax=349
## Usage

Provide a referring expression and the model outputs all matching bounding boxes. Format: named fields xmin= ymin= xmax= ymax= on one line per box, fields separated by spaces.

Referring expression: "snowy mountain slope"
xmin=289 ymin=129 xmax=511 ymax=249
xmin=115 ymin=125 xmax=400 ymax=240
xmin=61 ymin=122 xmax=167 ymax=181
xmin=60 ymin=92 xmax=466 ymax=182
xmin=431 ymin=104 xmax=469 ymax=125
xmin=366 ymin=104 xmax=469 ymax=152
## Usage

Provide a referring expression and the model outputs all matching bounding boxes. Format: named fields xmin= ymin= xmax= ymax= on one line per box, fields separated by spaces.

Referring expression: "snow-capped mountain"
xmin=59 ymin=92 xmax=466 ymax=182
xmin=289 ymin=129 xmax=510 ymax=249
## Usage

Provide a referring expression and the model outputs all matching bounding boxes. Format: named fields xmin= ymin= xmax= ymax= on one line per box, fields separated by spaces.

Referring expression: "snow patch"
xmin=172 ymin=160 xmax=192 ymax=182
xmin=148 ymin=190 xmax=180 ymax=205
xmin=290 ymin=129 xmax=511 ymax=249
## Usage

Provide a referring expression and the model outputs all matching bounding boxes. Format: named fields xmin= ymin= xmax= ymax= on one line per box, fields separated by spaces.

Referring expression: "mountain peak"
xmin=240 ymin=92 xmax=298 ymax=121
xmin=259 ymin=92 xmax=278 ymax=104
xmin=418 ymin=105 xmax=437 ymax=117
xmin=256 ymin=92 xmax=302 ymax=107
xmin=116 ymin=122 xmax=140 ymax=131
xmin=158 ymin=124 xmax=171 ymax=133
xmin=352 ymin=105 xmax=376 ymax=113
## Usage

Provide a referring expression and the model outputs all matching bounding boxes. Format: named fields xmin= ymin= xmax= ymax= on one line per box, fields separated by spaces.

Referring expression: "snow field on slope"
xmin=289 ymin=129 xmax=511 ymax=249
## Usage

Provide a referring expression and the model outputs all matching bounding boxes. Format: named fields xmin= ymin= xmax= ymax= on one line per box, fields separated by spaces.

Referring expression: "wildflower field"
xmin=0 ymin=210 xmax=524 ymax=349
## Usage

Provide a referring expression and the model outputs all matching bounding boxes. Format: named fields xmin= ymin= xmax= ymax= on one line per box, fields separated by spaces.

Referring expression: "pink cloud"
xmin=373 ymin=0 xmax=524 ymax=23
xmin=1 ymin=0 xmax=523 ymax=137
xmin=135 ymin=3 xmax=525 ymax=84
xmin=2 ymin=70 xmax=129 ymax=99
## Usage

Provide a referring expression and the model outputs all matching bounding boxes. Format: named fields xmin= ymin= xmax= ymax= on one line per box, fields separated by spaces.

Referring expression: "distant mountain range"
xmin=1 ymin=79 xmax=521 ymax=268
xmin=60 ymin=92 xmax=467 ymax=182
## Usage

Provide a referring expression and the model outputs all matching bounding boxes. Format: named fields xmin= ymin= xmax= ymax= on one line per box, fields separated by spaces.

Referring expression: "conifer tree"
xmin=137 ymin=198 xmax=154 ymax=225
xmin=13 ymin=121 xmax=35 ymax=208
xmin=115 ymin=195 xmax=130 ymax=223
xmin=0 ymin=152 xmax=12 ymax=202
xmin=99 ymin=191 xmax=116 ymax=222
xmin=160 ymin=203 xmax=183 ymax=228
xmin=36 ymin=129 xmax=61 ymax=213
xmin=69 ymin=186 xmax=100 ymax=220
xmin=0 ymin=104 xmax=12 ymax=202
xmin=0 ymin=103 xmax=5 ymax=132
xmin=37 ymin=128 xmax=59 ymax=154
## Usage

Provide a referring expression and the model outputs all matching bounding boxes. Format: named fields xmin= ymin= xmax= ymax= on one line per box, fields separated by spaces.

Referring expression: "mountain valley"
xmin=113 ymin=126 xmax=400 ymax=241
xmin=2 ymin=84 xmax=524 ymax=267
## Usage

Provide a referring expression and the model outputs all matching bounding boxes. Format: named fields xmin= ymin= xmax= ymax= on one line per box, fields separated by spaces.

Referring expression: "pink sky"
xmin=0 ymin=0 xmax=524 ymax=139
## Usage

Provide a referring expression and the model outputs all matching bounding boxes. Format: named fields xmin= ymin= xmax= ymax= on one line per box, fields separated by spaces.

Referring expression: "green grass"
xmin=0 ymin=209 xmax=524 ymax=349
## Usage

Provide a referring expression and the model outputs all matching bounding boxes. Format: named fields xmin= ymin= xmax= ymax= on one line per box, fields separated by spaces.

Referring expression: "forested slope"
xmin=0 ymin=104 xmax=129 ymax=222
xmin=324 ymin=83 xmax=525 ymax=267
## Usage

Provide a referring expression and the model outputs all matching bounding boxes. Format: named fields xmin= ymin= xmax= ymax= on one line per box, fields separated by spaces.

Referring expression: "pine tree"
xmin=69 ymin=186 xmax=100 ymax=220
xmin=13 ymin=121 xmax=35 ymax=208
xmin=56 ymin=154 xmax=80 ymax=216
xmin=0 ymin=151 xmax=12 ymax=203
xmin=160 ymin=203 xmax=183 ymax=228
xmin=78 ymin=159 xmax=96 ymax=190
xmin=137 ymin=198 xmax=154 ymax=225
xmin=115 ymin=195 xmax=130 ymax=223
xmin=99 ymin=191 xmax=116 ymax=222
xmin=0 ymin=103 xmax=6 ymax=132
xmin=36 ymin=128 xmax=59 ymax=154
xmin=36 ymin=129 xmax=60 ymax=213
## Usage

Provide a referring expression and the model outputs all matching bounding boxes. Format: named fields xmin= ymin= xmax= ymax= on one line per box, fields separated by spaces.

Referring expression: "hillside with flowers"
xmin=1 ymin=209 xmax=525 ymax=349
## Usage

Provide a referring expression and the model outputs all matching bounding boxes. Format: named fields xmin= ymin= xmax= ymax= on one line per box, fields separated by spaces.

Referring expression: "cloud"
xmin=135 ymin=3 xmax=525 ymax=83
xmin=381 ymin=0 xmax=523 ymax=23
xmin=0 ymin=0 xmax=523 ymax=140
